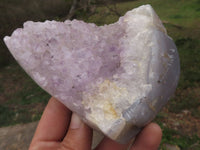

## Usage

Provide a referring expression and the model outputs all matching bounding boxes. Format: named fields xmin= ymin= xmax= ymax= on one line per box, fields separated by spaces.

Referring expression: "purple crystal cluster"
xmin=4 ymin=5 xmax=180 ymax=143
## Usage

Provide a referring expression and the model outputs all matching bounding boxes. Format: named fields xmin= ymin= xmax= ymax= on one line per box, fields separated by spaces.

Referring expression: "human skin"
xmin=29 ymin=97 xmax=162 ymax=150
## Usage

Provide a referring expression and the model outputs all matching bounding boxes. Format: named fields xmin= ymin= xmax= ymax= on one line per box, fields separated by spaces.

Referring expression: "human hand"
xmin=29 ymin=97 xmax=162 ymax=150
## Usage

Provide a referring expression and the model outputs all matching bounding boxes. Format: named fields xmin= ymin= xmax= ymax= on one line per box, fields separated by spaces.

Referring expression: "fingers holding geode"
xmin=30 ymin=97 xmax=71 ymax=144
xmin=95 ymin=123 xmax=162 ymax=150
xmin=95 ymin=137 xmax=130 ymax=150
xmin=61 ymin=113 xmax=93 ymax=150
xmin=131 ymin=123 xmax=162 ymax=150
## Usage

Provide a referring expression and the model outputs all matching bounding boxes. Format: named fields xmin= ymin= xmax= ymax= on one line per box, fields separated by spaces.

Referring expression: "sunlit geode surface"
xmin=4 ymin=5 xmax=180 ymax=143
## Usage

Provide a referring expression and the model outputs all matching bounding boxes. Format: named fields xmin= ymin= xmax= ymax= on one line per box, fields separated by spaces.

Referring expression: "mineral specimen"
xmin=4 ymin=4 xmax=180 ymax=143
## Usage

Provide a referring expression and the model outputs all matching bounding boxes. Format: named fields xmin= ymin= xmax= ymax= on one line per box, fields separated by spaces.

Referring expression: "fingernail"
xmin=70 ymin=113 xmax=82 ymax=129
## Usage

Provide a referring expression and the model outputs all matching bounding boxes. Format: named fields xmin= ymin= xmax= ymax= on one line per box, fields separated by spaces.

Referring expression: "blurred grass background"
xmin=0 ymin=0 xmax=200 ymax=149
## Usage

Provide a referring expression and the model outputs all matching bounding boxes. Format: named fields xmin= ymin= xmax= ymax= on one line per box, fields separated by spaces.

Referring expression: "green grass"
xmin=0 ymin=64 xmax=50 ymax=127
xmin=80 ymin=0 xmax=200 ymax=27
xmin=160 ymin=125 xmax=200 ymax=150
xmin=156 ymin=113 xmax=200 ymax=149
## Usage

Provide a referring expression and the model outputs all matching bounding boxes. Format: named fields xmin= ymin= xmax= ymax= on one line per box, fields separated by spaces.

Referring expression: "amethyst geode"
xmin=4 ymin=5 xmax=180 ymax=143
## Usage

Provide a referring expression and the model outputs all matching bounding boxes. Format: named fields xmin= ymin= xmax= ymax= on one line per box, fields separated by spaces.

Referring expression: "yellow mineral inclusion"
xmin=82 ymin=79 xmax=128 ymax=122
xmin=147 ymin=100 xmax=156 ymax=113
xmin=164 ymin=52 xmax=170 ymax=59
xmin=99 ymin=79 xmax=124 ymax=93
xmin=103 ymin=100 xmax=118 ymax=119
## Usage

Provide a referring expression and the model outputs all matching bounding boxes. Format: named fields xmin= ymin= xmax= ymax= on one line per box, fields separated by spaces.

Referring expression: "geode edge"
xmin=4 ymin=4 xmax=180 ymax=143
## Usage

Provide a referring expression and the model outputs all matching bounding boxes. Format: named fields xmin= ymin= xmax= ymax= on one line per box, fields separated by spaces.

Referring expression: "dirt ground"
xmin=0 ymin=121 xmax=104 ymax=150
xmin=161 ymin=107 xmax=200 ymax=138
xmin=0 ymin=122 xmax=38 ymax=150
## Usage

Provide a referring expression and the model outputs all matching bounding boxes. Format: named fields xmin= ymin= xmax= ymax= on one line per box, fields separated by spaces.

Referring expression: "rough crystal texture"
xmin=4 ymin=5 xmax=180 ymax=143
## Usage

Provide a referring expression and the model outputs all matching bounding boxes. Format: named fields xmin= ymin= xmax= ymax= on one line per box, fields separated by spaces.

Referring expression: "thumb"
xmin=61 ymin=113 xmax=93 ymax=150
